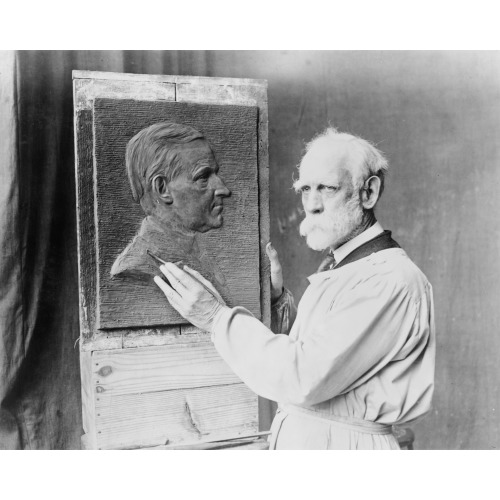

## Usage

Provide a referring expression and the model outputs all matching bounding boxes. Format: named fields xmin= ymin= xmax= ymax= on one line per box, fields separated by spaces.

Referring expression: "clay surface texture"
xmin=92 ymin=98 xmax=261 ymax=329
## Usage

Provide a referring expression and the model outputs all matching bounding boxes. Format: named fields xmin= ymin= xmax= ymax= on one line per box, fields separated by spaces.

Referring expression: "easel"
xmin=74 ymin=71 xmax=270 ymax=449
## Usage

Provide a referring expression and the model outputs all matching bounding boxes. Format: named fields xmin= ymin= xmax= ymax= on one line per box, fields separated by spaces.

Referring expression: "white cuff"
xmin=210 ymin=305 xmax=232 ymax=342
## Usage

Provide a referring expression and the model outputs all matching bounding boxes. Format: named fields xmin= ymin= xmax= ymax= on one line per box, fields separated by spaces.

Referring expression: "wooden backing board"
xmin=73 ymin=70 xmax=270 ymax=349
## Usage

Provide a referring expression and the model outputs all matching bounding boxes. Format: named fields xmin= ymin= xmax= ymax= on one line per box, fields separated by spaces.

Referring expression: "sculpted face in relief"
xmin=111 ymin=122 xmax=231 ymax=290
xmin=164 ymin=139 xmax=230 ymax=233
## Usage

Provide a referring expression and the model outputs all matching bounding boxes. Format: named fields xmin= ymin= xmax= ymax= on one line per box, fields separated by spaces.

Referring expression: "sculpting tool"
xmin=147 ymin=249 xmax=219 ymax=300
xmin=147 ymin=250 xmax=177 ymax=287
xmin=147 ymin=249 xmax=182 ymax=267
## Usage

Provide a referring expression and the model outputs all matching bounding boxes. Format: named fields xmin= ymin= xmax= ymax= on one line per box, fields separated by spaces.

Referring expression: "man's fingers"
xmin=266 ymin=242 xmax=283 ymax=280
xmin=160 ymin=263 xmax=192 ymax=293
xmin=266 ymin=242 xmax=284 ymax=302
xmin=183 ymin=265 xmax=225 ymax=303
xmin=153 ymin=275 xmax=183 ymax=310
xmin=266 ymin=242 xmax=282 ymax=273
xmin=266 ymin=241 xmax=277 ymax=259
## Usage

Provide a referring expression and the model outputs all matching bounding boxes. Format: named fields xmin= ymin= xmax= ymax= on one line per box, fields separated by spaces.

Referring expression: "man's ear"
xmin=152 ymin=175 xmax=173 ymax=204
xmin=360 ymin=175 xmax=382 ymax=210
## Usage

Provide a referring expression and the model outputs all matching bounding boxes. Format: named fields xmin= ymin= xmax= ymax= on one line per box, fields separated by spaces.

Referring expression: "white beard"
xmin=299 ymin=195 xmax=364 ymax=251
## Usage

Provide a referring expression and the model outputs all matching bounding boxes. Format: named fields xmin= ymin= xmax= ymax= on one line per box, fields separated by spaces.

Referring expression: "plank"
xmin=95 ymin=383 xmax=258 ymax=449
xmin=79 ymin=350 xmax=96 ymax=448
xmin=74 ymin=110 xmax=97 ymax=339
xmin=180 ymin=325 xmax=206 ymax=335
xmin=142 ymin=438 xmax=269 ymax=450
xmin=256 ymin=94 xmax=271 ymax=330
xmin=80 ymin=325 xmax=210 ymax=351
xmin=80 ymin=331 xmax=123 ymax=352
xmin=151 ymin=433 xmax=270 ymax=450
xmin=74 ymin=78 xmax=175 ymax=111
xmin=122 ymin=325 xmax=183 ymax=348
xmin=176 ymin=82 xmax=267 ymax=107
xmin=73 ymin=70 xmax=267 ymax=87
xmin=92 ymin=342 xmax=241 ymax=397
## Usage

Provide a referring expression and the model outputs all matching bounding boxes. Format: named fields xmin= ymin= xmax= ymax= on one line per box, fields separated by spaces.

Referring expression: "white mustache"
xmin=298 ymin=196 xmax=364 ymax=251
xmin=300 ymin=212 xmax=341 ymax=236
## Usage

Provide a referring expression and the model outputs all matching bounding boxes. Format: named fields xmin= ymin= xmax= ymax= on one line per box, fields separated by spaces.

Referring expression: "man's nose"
xmin=214 ymin=175 xmax=231 ymax=198
xmin=304 ymin=190 xmax=323 ymax=214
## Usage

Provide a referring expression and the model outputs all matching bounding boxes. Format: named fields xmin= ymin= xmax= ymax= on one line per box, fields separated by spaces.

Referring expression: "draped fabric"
xmin=0 ymin=51 xmax=23 ymax=449
xmin=0 ymin=50 xmax=220 ymax=449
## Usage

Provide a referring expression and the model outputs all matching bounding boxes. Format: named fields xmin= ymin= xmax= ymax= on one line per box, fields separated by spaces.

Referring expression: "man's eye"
xmin=300 ymin=186 xmax=310 ymax=193
xmin=323 ymin=185 xmax=338 ymax=192
xmin=196 ymin=173 xmax=210 ymax=182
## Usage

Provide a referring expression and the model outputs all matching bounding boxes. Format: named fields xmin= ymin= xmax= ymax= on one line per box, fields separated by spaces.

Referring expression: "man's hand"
xmin=266 ymin=242 xmax=284 ymax=303
xmin=154 ymin=263 xmax=226 ymax=332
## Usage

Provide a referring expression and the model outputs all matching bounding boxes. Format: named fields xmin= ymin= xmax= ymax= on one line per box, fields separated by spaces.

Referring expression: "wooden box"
xmin=73 ymin=71 xmax=270 ymax=449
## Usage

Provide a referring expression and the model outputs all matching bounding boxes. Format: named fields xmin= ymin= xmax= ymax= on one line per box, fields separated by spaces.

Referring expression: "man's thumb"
xmin=266 ymin=242 xmax=282 ymax=271
xmin=266 ymin=242 xmax=277 ymax=258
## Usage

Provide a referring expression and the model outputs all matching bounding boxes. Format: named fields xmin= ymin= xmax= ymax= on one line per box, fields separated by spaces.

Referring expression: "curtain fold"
xmin=0 ymin=50 xmax=23 ymax=449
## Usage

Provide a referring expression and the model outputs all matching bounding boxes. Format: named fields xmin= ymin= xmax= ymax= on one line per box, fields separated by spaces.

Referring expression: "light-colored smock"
xmin=211 ymin=246 xmax=435 ymax=450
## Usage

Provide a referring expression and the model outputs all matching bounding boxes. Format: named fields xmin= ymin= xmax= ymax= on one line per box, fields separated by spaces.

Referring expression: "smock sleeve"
xmin=270 ymin=288 xmax=296 ymax=335
xmin=211 ymin=275 xmax=422 ymax=406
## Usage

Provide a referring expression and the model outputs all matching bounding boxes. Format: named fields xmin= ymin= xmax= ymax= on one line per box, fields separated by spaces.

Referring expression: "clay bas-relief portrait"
xmin=111 ymin=122 xmax=231 ymax=293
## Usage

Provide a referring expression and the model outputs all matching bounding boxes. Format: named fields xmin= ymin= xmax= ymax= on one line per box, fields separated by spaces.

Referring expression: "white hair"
xmin=301 ymin=127 xmax=389 ymax=195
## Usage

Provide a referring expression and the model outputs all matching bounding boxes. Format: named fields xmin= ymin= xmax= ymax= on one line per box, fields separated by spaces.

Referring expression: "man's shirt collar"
xmin=333 ymin=221 xmax=384 ymax=265
xmin=307 ymin=222 xmax=385 ymax=284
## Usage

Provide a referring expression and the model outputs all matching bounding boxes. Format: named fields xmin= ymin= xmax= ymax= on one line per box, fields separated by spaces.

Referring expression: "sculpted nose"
xmin=215 ymin=175 xmax=231 ymax=198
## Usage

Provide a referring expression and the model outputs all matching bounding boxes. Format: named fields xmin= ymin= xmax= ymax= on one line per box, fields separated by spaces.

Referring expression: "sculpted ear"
xmin=152 ymin=175 xmax=173 ymax=204
xmin=361 ymin=175 xmax=382 ymax=210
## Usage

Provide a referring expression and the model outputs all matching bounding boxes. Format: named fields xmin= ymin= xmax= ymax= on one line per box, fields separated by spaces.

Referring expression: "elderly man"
xmin=111 ymin=122 xmax=231 ymax=291
xmin=154 ymin=127 xmax=436 ymax=450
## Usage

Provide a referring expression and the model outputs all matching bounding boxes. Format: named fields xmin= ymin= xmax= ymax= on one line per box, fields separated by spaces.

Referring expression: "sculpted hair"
xmin=303 ymin=127 xmax=389 ymax=196
xmin=126 ymin=122 xmax=205 ymax=203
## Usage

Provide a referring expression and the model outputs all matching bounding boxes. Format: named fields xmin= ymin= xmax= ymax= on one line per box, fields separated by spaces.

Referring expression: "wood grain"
xmin=122 ymin=325 xmax=183 ymax=348
xmin=80 ymin=331 xmax=123 ymax=352
xmin=95 ymin=383 xmax=258 ymax=449
xmin=73 ymin=70 xmax=267 ymax=87
xmin=92 ymin=342 xmax=241 ymax=397
xmin=79 ymin=350 xmax=96 ymax=447
xmin=93 ymin=98 xmax=261 ymax=329
xmin=74 ymin=110 xmax=96 ymax=339
xmin=80 ymin=325 xmax=211 ymax=351
xmin=180 ymin=325 xmax=206 ymax=335
xmin=143 ymin=438 xmax=269 ymax=450
xmin=74 ymin=78 xmax=175 ymax=111
xmin=176 ymin=83 xmax=266 ymax=106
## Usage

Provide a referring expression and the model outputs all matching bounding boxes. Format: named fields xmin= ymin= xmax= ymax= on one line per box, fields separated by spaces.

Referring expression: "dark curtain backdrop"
xmin=1 ymin=50 xmax=499 ymax=449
